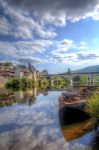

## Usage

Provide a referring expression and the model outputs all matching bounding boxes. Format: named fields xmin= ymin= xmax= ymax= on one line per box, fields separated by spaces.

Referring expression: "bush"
xmin=39 ymin=78 xmax=50 ymax=89
xmin=73 ymin=75 xmax=88 ymax=84
xmin=86 ymin=93 xmax=99 ymax=119
xmin=6 ymin=78 xmax=34 ymax=91
xmin=6 ymin=78 xmax=20 ymax=91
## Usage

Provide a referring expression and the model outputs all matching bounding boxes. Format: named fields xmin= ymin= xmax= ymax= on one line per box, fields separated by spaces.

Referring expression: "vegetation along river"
xmin=0 ymin=87 xmax=99 ymax=150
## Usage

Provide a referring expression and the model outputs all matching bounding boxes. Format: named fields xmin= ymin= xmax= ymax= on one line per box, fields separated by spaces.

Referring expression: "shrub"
xmin=39 ymin=78 xmax=50 ymax=89
xmin=6 ymin=78 xmax=34 ymax=91
xmin=86 ymin=93 xmax=99 ymax=119
xmin=6 ymin=78 xmax=20 ymax=91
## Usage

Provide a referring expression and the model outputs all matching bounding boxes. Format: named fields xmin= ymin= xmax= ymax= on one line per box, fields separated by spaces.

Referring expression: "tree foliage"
xmin=67 ymin=68 xmax=71 ymax=74
xmin=39 ymin=78 xmax=50 ymax=89
xmin=6 ymin=78 xmax=34 ymax=91
xmin=6 ymin=78 xmax=20 ymax=91
xmin=73 ymin=75 xmax=88 ymax=83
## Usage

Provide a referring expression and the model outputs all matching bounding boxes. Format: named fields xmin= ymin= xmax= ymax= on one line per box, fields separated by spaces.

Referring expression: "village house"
xmin=15 ymin=63 xmax=40 ymax=81
xmin=0 ymin=63 xmax=15 ymax=79
xmin=0 ymin=62 xmax=41 ymax=82
xmin=28 ymin=63 xmax=40 ymax=81
xmin=15 ymin=65 xmax=29 ymax=79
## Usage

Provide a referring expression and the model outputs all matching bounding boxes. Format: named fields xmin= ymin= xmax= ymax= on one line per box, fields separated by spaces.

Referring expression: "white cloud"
xmin=51 ymin=39 xmax=75 ymax=54
xmin=41 ymin=11 xmax=66 ymax=27
xmin=18 ymin=56 xmax=49 ymax=64
xmin=0 ymin=2 xmax=57 ymax=39
xmin=51 ymin=40 xmax=99 ymax=64
xmin=0 ymin=40 xmax=53 ymax=55
xmin=0 ymin=17 xmax=11 ymax=35
xmin=86 ymin=4 xmax=99 ymax=20
xmin=0 ymin=42 xmax=17 ymax=55
xmin=76 ymin=41 xmax=88 ymax=50
xmin=2 ymin=0 xmax=99 ymax=27
xmin=0 ymin=40 xmax=53 ymax=64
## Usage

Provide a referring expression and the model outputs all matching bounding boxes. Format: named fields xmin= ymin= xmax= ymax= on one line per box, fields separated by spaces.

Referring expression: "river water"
xmin=0 ymin=88 xmax=99 ymax=150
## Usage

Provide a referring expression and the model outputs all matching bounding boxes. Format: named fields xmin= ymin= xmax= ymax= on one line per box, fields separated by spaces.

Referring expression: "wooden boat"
xmin=59 ymin=88 xmax=94 ymax=106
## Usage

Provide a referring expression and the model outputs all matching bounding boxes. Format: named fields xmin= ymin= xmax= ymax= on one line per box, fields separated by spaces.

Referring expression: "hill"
xmin=74 ymin=65 xmax=99 ymax=73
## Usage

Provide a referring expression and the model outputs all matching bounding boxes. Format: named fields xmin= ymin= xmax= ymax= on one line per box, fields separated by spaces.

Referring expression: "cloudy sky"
xmin=0 ymin=0 xmax=99 ymax=73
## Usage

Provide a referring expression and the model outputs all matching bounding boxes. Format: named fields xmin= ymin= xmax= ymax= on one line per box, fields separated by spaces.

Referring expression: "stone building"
xmin=41 ymin=70 xmax=48 ymax=76
xmin=15 ymin=63 xmax=40 ymax=81
xmin=15 ymin=65 xmax=29 ymax=79
xmin=0 ymin=62 xmax=15 ymax=79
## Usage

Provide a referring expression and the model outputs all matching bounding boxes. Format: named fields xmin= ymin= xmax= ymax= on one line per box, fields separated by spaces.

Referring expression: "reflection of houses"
xmin=0 ymin=87 xmax=40 ymax=107
xmin=15 ymin=91 xmax=24 ymax=100
xmin=0 ymin=92 xmax=16 ymax=107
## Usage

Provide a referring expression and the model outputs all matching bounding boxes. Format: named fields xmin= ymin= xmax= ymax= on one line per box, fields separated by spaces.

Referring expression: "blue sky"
xmin=0 ymin=0 xmax=99 ymax=73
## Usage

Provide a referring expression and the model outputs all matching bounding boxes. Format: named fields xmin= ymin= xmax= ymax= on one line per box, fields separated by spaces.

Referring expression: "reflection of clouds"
xmin=0 ymin=91 xmax=70 ymax=149
xmin=0 ymin=92 xmax=65 ymax=150
xmin=71 ymin=144 xmax=90 ymax=150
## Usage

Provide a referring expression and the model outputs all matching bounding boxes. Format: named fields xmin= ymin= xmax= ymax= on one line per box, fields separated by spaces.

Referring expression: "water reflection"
xmin=61 ymin=119 xmax=93 ymax=142
xmin=0 ymin=88 xmax=40 ymax=107
xmin=0 ymin=87 xmax=99 ymax=150
xmin=0 ymin=89 xmax=67 ymax=150
xmin=59 ymin=103 xmax=93 ymax=141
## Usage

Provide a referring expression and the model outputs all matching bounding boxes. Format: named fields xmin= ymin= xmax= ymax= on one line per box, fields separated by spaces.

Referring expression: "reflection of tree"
xmin=29 ymin=96 xmax=36 ymax=106
xmin=15 ymin=90 xmax=37 ymax=105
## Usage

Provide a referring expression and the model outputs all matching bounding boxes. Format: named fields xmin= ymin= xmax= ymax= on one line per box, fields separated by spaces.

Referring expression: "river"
xmin=0 ymin=87 xmax=99 ymax=150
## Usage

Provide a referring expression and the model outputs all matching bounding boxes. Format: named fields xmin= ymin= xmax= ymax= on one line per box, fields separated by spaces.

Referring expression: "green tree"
xmin=6 ymin=78 xmax=34 ymax=91
xmin=95 ymin=76 xmax=99 ymax=82
xmin=20 ymin=78 xmax=29 ymax=90
xmin=80 ymin=75 xmax=88 ymax=83
xmin=73 ymin=75 xmax=87 ymax=83
xmin=73 ymin=75 xmax=80 ymax=82
xmin=39 ymin=78 xmax=50 ymax=89
xmin=6 ymin=78 xmax=20 ymax=91
xmin=67 ymin=68 xmax=71 ymax=74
